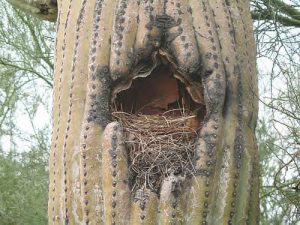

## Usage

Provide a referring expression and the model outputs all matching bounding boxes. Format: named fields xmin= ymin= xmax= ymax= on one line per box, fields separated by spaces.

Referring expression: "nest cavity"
xmin=112 ymin=110 xmax=199 ymax=193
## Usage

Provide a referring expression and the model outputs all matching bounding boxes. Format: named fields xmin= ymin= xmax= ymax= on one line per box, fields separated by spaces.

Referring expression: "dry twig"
xmin=112 ymin=110 xmax=198 ymax=193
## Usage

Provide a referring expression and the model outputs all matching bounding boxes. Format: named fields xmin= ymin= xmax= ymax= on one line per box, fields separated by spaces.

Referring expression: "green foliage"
xmin=0 ymin=1 xmax=54 ymax=87
xmin=0 ymin=143 xmax=49 ymax=225
xmin=0 ymin=0 xmax=54 ymax=147
xmin=255 ymin=16 xmax=300 ymax=222
xmin=0 ymin=2 xmax=54 ymax=224
xmin=257 ymin=119 xmax=299 ymax=225
xmin=254 ymin=0 xmax=300 ymax=221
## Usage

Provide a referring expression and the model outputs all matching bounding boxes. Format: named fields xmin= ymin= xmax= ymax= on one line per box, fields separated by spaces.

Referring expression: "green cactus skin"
xmin=48 ymin=0 xmax=259 ymax=224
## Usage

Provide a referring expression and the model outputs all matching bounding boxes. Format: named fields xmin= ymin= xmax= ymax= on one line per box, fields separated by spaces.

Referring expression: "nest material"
xmin=112 ymin=110 xmax=198 ymax=193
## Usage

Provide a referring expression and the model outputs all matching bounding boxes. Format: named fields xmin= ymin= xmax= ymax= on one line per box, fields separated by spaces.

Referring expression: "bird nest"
xmin=112 ymin=110 xmax=199 ymax=193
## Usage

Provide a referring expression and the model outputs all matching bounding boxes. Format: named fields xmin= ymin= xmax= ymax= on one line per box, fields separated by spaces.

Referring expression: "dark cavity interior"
xmin=112 ymin=62 xmax=206 ymax=193
xmin=114 ymin=64 xmax=205 ymax=117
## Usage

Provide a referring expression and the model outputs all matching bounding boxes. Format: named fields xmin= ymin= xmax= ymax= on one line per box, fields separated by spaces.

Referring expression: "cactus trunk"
xmin=48 ymin=0 xmax=259 ymax=224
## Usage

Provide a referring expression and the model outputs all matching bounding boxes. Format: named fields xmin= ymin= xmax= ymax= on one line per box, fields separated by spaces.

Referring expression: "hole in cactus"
xmin=112 ymin=54 xmax=206 ymax=194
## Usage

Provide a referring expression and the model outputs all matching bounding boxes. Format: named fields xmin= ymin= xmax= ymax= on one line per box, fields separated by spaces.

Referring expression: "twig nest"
xmin=112 ymin=110 xmax=199 ymax=193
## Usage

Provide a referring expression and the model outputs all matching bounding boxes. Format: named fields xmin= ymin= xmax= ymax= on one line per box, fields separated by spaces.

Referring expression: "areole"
xmin=49 ymin=0 xmax=259 ymax=224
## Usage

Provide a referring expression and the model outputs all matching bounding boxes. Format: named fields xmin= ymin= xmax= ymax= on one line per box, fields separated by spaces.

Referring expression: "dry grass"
xmin=112 ymin=110 xmax=198 ymax=193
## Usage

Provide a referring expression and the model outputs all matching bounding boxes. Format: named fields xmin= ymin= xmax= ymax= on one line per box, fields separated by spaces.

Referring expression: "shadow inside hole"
xmin=114 ymin=64 xmax=205 ymax=117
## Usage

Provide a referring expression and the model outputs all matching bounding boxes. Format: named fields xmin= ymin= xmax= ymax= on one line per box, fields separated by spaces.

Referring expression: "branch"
xmin=252 ymin=10 xmax=300 ymax=27
xmin=7 ymin=0 xmax=57 ymax=22
xmin=268 ymin=0 xmax=300 ymax=21
xmin=0 ymin=58 xmax=53 ymax=87
xmin=251 ymin=0 xmax=300 ymax=27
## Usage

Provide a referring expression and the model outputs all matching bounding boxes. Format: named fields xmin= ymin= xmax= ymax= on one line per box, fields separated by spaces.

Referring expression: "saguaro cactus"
xmin=48 ymin=0 xmax=259 ymax=224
